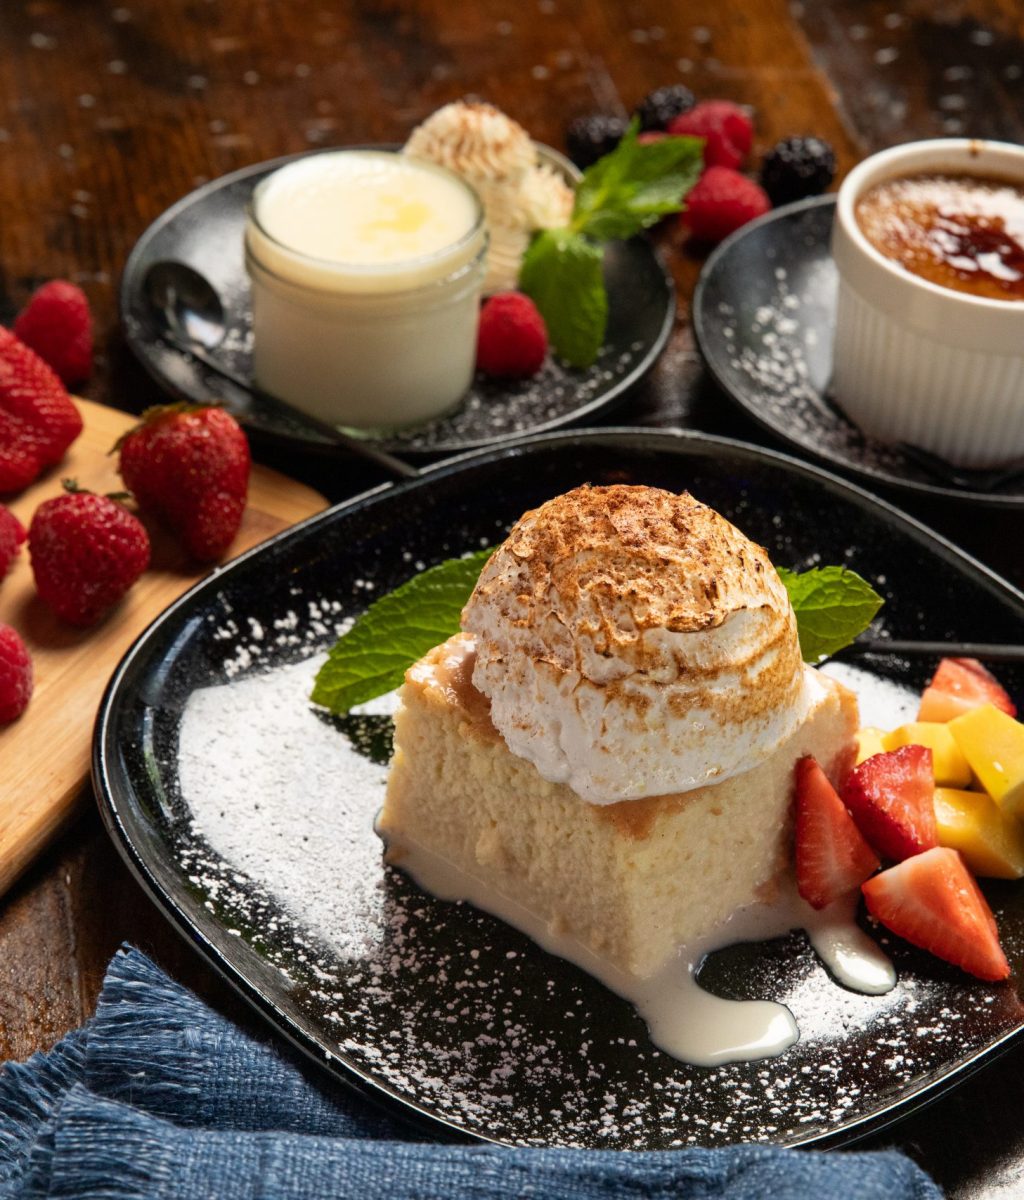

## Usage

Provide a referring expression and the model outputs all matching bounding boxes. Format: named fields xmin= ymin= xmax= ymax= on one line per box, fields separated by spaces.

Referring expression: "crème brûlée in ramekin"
xmin=378 ymin=485 xmax=859 ymax=984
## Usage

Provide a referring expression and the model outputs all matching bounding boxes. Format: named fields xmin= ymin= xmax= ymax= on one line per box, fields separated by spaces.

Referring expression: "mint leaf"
xmin=519 ymin=228 xmax=608 ymax=368
xmin=778 ymin=566 xmax=884 ymax=664
xmin=312 ymin=556 xmax=884 ymax=714
xmin=517 ymin=121 xmax=701 ymax=367
xmin=572 ymin=121 xmax=703 ymax=241
xmin=310 ymin=548 xmax=493 ymax=714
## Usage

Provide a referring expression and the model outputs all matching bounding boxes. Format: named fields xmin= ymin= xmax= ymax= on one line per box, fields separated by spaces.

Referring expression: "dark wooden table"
xmin=2 ymin=2 xmax=1023 ymax=1194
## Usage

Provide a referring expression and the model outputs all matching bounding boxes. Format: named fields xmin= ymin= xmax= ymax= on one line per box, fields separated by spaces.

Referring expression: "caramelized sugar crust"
xmin=857 ymin=172 xmax=1024 ymax=301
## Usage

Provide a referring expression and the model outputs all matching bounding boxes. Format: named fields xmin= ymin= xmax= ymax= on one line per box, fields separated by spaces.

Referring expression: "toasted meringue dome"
xmin=461 ymin=485 xmax=810 ymax=804
xmin=404 ymin=101 xmax=576 ymax=293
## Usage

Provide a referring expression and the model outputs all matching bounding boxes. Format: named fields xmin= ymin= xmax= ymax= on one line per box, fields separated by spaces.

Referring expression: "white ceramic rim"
xmin=835 ymin=137 xmax=1024 ymax=311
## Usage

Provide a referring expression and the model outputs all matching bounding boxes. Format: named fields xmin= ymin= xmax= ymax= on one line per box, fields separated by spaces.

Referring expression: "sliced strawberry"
xmin=919 ymin=657 xmax=1017 ymax=722
xmin=862 ymin=847 xmax=1010 ymax=981
xmin=841 ymin=744 xmax=937 ymax=861
xmin=795 ymin=756 xmax=880 ymax=909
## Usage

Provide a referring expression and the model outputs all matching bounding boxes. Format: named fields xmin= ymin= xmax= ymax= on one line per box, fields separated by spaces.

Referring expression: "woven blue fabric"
xmin=0 ymin=947 xmax=943 ymax=1199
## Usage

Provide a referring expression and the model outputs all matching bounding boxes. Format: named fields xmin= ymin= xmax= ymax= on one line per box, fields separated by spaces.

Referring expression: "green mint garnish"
xmin=519 ymin=120 xmax=702 ymax=368
xmin=777 ymin=565 xmax=884 ymax=665
xmin=571 ymin=124 xmax=705 ymax=241
xmin=518 ymin=230 xmax=607 ymax=373
xmin=310 ymin=548 xmax=493 ymax=714
xmin=312 ymin=551 xmax=883 ymax=714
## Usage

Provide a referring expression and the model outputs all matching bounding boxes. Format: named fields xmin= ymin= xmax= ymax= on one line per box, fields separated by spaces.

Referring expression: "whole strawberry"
xmin=0 ymin=328 xmax=83 ymax=492
xmin=0 ymin=622 xmax=32 ymax=722
xmin=118 ymin=404 xmax=250 ymax=561
xmin=14 ymin=280 xmax=93 ymax=386
xmin=0 ymin=503 xmax=26 ymax=581
xmin=29 ymin=482 xmax=150 ymax=626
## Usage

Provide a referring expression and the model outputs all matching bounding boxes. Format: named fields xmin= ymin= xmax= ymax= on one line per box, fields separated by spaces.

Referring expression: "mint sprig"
xmin=572 ymin=127 xmax=705 ymax=240
xmin=518 ymin=231 xmax=607 ymax=375
xmin=312 ymin=553 xmax=883 ymax=714
xmin=519 ymin=120 xmax=702 ymax=368
xmin=310 ymin=548 xmax=493 ymax=714
xmin=776 ymin=566 xmax=884 ymax=665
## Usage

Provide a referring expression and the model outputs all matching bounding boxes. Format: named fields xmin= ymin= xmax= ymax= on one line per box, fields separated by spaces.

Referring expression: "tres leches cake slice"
xmin=379 ymin=485 xmax=858 ymax=984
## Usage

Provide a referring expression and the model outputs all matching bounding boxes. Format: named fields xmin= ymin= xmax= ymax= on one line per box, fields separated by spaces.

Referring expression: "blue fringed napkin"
xmin=0 ymin=948 xmax=941 ymax=1199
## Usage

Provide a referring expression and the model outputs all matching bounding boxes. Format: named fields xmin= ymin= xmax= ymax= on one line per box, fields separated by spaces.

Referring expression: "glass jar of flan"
xmin=245 ymin=150 xmax=486 ymax=432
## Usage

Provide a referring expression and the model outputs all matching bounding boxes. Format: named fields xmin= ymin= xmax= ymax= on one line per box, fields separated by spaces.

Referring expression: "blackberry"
xmin=633 ymin=84 xmax=696 ymax=132
xmin=565 ymin=113 xmax=627 ymax=169
xmin=760 ymin=136 xmax=837 ymax=206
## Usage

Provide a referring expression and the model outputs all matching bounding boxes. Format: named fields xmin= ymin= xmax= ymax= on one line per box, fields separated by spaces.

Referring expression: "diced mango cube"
xmin=949 ymin=704 xmax=1024 ymax=817
xmin=854 ymin=726 xmax=887 ymax=765
xmin=933 ymin=787 xmax=1024 ymax=878
xmin=882 ymin=722 xmax=972 ymax=787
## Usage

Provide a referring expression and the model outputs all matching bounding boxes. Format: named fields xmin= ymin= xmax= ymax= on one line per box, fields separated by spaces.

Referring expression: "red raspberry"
xmin=29 ymin=483 xmax=150 ymax=626
xmin=477 ymin=292 xmax=548 ymax=378
xmin=0 ymin=623 xmax=32 ymax=722
xmin=0 ymin=329 xmax=83 ymax=493
xmin=14 ymin=280 xmax=93 ymax=386
xmin=682 ymin=166 xmax=771 ymax=243
xmin=117 ymin=404 xmax=251 ymax=562
xmin=0 ymin=503 xmax=26 ymax=581
xmin=668 ymin=100 xmax=754 ymax=170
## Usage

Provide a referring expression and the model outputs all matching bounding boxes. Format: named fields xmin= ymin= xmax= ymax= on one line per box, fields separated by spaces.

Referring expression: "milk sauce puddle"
xmin=180 ymin=656 xmax=918 ymax=1067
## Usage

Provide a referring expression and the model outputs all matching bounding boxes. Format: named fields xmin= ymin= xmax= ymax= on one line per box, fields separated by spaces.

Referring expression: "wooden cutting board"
xmin=0 ymin=399 xmax=327 ymax=898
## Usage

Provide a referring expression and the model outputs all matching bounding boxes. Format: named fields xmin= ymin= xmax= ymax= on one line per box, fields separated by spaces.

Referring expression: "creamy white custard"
xmin=245 ymin=150 xmax=486 ymax=430
xmin=386 ymin=829 xmax=895 ymax=1067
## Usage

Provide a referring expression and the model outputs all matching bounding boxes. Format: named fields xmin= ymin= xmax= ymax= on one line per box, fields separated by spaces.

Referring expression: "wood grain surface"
xmin=1 ymin=2 xmax=1023 ymax=1195
xmin=0 ymin=398 xmax=326 ymax=899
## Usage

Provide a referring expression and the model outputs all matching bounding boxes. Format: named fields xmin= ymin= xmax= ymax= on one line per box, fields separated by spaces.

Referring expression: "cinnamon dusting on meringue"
xmin=461 ymin=485 xmax=810 ymax=804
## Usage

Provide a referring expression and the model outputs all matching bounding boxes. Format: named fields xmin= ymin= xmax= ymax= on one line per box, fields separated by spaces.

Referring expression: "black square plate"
xmin=94 ymin=429 xmax=1024 ymax=1150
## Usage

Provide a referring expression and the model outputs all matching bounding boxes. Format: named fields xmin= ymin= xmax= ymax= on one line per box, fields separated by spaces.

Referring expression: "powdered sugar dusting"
xmin=698 ymin=201 xmax=1024 ymax=498
xmin=719 ymin=261 xmax=906 ymax=474
xmin=171 ymin=627 xmax=1022 ymax=1149
xmin=180 ymin=656 xmax=389 ymax=960
xmin=820 ymin=662 xmax=920 ymax=728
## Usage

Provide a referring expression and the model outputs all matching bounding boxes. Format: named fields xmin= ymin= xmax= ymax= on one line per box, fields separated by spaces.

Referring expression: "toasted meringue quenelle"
xmin=380 ymin=484 xmax=875 ymax=1065
xmin=404 ymin=100 xmax=537 ymax=184
xmin=404 ymin=100 xmax=576 ymax=292
xmin=463 ymin=485 xmax=810 ymax=803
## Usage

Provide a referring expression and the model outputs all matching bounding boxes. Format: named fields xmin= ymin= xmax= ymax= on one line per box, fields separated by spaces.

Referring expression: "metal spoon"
xmin=141 ymin=260 xmax=420 ymax=481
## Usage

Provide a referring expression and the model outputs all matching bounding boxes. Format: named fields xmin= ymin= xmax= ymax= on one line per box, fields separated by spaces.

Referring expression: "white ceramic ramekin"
xmin=831 ymin=138 xmax=1024 ymax=467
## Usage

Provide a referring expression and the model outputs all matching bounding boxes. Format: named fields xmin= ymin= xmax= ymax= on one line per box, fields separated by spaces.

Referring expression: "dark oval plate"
xmin=119 ymin=150 xmax=674 ymax=458
xmin=93 ymin=428 xmax=1024 ymax=1151
xmin=692 ymin=196 xmax=1024 ymax=509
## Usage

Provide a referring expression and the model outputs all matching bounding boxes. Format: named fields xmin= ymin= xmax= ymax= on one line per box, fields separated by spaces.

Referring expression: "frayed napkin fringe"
xmin=85 ymin=947 xmax=207 ymax=1116
xmin=34 ymin=1086 xmax=175 ymax=1200
xmin=0 ymin=1029 xmax=86 ymax=1190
